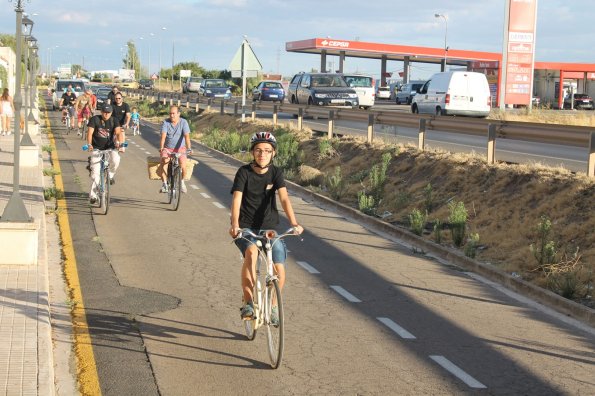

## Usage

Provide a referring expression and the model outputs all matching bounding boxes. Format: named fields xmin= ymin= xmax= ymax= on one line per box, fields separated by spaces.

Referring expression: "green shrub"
xmin=274 ymin=132 xmax=302 ymax=171
xmin=433 ymin=220 xmax=443 ymax=244
xmin=423 ymin=183 xmax=434 ymax=213
xmin=464 ymin=233 xmax=480 ymax=258
xmin=326 ymin=166 xmax=344 ymax=201
xmin=43 ymin=187 xmax=64 ymax=201
xmin=318 ymin=138 xmax=338 ymax=159
xmin=529 ymin=215 xmax=557 ymax=268
xmin=448 ymin=201 xmax=467 ymax=247
xmin=409 ymin=209 xmax=427 ymax=236
xmin=369 ymin=152 xmax=391 ymax=200
xmin=42 ymin=145 xmax=54 ymax=153
xmin=358 ymin=191 xmax=376 ymax=215
xmin=42 ymin=167 xmax=61 ymax=177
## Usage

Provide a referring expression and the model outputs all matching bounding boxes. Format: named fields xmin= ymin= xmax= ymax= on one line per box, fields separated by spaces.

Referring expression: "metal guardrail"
xmin=124 ymin=88 xmax=595 ymax=177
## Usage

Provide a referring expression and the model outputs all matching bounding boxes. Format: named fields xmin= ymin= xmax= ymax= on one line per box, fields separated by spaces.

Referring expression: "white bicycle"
xmin=234 ymin=228 xmax=300 ymax=369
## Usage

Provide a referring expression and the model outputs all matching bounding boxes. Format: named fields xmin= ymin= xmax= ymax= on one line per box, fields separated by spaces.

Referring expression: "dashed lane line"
xmin=330 ymin=285 xmax=361 ymax=303
xmin=200 ymin=192 xmax=211 ymax=199
xmin=429 ymin=356 xmax=487 ymax=389
xmin=212 ymin=202 xmax=225 ymax=209
xmin=190 ymin=184 xmax=200 ymax=190
xmin=376 ymin=317 xmax=416 ymax=339
xmin=296 ymin=261 xmax=320 ymax=274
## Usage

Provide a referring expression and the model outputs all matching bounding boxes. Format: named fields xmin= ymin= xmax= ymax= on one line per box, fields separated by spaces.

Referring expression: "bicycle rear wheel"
xmin=266 ymin=279 xmax=284 ymax=369
xmin=100 ymin=167 xmax=110 ymax=215
xmin=171 ymin=164 xmax=181 ymax=211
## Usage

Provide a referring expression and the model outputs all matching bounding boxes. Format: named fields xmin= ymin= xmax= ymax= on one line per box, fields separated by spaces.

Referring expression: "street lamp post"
xmin=158 ymin=26 xmax=166 ymax=91
xmin=434 ymin=13 xmax=448 ymax=72
xmin=21 ymin=34 xmax=37 ymax=144
xmin=1 ymin=0 xmax=33 ymax=222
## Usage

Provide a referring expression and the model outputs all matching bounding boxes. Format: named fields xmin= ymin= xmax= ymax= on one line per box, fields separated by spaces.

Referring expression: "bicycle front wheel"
xmin=171 ymin=164 xmax=182 ymax=211
xmin=100 ymin=167 xmax=110 ymax=215
xmin=266 ymin=279 xmax=284 ymax=369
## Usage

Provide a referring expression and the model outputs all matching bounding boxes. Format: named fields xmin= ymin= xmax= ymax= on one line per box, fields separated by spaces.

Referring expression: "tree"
xmin=72 ymin=64 xmax=85 ymax=77
xmin=123 ymin=40 xmax=141 ymax=79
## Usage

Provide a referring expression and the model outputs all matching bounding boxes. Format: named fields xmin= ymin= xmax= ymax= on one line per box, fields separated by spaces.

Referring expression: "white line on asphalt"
xmin=429 ymin=356 xmax=487 ymax=389
xmin=212 ymin=202 xmax=225 ymax=209
xmin=190 ymin=185 xmax=200 ymax=190
xmin=376 ymin=317 xmax=416 ymax=339
xmin=144 ymin=151 xmax=151 ymax=155
xmin=296 ymin=261 xmax=320 ymax=274
xmin=200 ymin=192 xmax=211 ymax=199
xmin=330 ymin=286 xmax=361 ymax=303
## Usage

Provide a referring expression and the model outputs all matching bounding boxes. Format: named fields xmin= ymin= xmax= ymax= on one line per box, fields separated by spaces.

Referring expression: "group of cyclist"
xmin=61 ymin=83 xmax=304 ymax=324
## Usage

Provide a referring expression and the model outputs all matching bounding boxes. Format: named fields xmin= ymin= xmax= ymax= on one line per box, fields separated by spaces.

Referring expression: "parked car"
xmin=564 ymin=93 xmax=594 ymax=110
xmin=95 ymin=88 xmax=112 ymax=111
xmin=341 ymin=74 xmax=375 ymax=109
xmin=376 ymin=86 xmax=391 ymax=100
xmin=51 ymin=79 xmax=86 ymax=110
xmin=182 ymin=76 xmax=204 ymax=93
xmin=287 ymin=72 xmax=358 ymax=108
xmin=119 ymin=79 xmax=138 ymax=89
xmin=395 ymin=81 xmax=426 ymax=105
xmin=198 ymin=79 xmax=232 ymax=99
xmin=138 ymin=79 xmax=154 ymax=90
xmin=411 ymin=71 xmax=491 ymax=117
xmin=252 ymin=81 xmax=285 ymax=102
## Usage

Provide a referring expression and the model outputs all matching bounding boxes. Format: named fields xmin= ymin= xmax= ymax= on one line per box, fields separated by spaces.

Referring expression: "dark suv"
xmin=139 ymin=79 xmax=154 ymax=90
xmin=563 ymin=93 xmax=594 ymax=110
xmin=288 ymin=72 xmax=358 ymax=108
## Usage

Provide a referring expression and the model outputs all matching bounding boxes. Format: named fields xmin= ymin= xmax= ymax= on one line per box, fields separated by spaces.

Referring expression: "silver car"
xmin=183 ymin=77 xmax=203 ymax=93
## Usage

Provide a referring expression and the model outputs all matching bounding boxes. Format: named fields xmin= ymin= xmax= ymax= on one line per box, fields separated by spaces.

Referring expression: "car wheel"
xmin=406 ymin=97 xmax=411 ymax=105
xmin=396 ymin=98 xmax=400 ymax=105
xmin=308 ymin=97 xmax=313 ymax=106
xmin=435 ymin=107 xmax=443 ymax=116
xmin=291 ymin=95 xmax=297 ymax=104
xmin=411 ymin=104 xmax=419 ymax=114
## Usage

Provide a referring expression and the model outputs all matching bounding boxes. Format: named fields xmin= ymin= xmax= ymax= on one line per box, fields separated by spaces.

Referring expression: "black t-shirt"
xmin=88 ymin=115 xmax=119 ymax=150
xmin=107 ymin=91 xmax=118 ymax=104
xmin=231 ymin=164 xmax=286 ymax=229
xmin=60 ymin=92 xmax=76 ymax=107
xmin=112 ymin=102 xmax=130 ymax=126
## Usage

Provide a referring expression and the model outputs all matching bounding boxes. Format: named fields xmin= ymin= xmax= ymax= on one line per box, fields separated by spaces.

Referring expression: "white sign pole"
xmin=241 ymin=39 xmax=247 ymax=123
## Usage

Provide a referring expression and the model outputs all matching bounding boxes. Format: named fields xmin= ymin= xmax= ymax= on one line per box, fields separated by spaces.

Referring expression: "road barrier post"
xmin=418 ymin=118 xmax=426 ymax=150
xmin=207 ymin=98 xmax=212 ymax=111
xmin=195 ymin=102 xmax=199 ymax=112
xmin=170 ymin=98 xmax=173 ymax=106
xmin=589 ymin=131 xmax=595 ymax=178
xmin=186 ymin=100 xmax=189 ymax=109
xmin=251 ymin=103 xmax=256 ymax=121
xmin=367 ymin=113 xmax=375 ymax=143
xmin=234 ymin=102 xmax=239 ymax=116
xmin=162 ymin=97 xmax=166 ymax=105
xmin=298 ymin=108 xmax=303 ymax=130
xmin=177 ymin=99 xmax=181 ymax=107
xmin=220 ymin=100 xmax=225 ymax=115
xmin=487 ymin=124 xmax=497 ymax=164
xmin=273 ymin=105 xmax=278 ymax=127
xmin=328 ymin=110 xmax=334 ymax=139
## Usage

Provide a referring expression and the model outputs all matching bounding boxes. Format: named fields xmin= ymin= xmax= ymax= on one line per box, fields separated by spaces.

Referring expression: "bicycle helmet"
xmin=250 ymin=131 xmax=277 ymax=150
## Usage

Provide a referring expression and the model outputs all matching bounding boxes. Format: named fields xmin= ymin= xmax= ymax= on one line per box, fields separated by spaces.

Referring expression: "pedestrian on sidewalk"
xmin=0 ymin=88 xmax=15 ymax=136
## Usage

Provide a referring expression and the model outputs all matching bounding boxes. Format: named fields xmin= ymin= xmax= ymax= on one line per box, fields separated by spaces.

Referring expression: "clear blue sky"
xmin=0 ymin=0 xmax=592 ymax=80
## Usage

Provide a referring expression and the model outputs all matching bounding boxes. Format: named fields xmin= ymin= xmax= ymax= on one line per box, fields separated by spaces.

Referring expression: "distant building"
xmin=0 ymin=47 xmax=17 ymax=94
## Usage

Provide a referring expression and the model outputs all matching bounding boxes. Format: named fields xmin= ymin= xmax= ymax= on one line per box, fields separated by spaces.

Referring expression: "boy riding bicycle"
xmin=229 ymin=132 xmax=304 ymax=321
xmin=130 ymin=107 xmax=140 ymax=135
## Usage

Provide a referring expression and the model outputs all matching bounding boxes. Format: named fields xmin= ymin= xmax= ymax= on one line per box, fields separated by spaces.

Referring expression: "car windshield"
xmin=311 ymin=76 xmax=348 ymax=87
xmin=412 ymin=84 xmax=424 ymax=91
xmin=96 ymin=89 xmax=111 ymax=97
xmin=378 ymin=87 xmax=389 ymax=91
xmin=189 ymin=78 xmax=202 ymax=83
xmin=574 ymin=94 xmax=589 ymax=99
xmin=57 ymin=81 xmax=85 ymax=92
xmin=205 ymin=80 xmax=226 ymax=88
xmin=343 ymin=76 xmax=373 ymax=88
xmin=263 ymin=82 xmax=282 ymax=88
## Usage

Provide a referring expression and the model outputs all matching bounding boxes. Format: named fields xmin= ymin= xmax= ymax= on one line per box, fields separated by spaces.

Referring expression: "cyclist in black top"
xmin=59 ymin=89 xmax=77 ymax=128
xmin=85 ymin=105 xmax=125 ymax=204
xmin=229 ymin=132 xmax=304 ymax=320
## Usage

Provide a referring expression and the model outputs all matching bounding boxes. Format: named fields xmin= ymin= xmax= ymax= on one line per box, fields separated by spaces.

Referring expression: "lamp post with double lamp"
xmin=434 ymin=13 xmax=448 ymax=72
xmin=21 ymin=34 xmax=37 ymax=144
xmin=47 ymin=45 xmax=58 ymax=77
xmin=1 ymin=0 xmax=34 ymax=222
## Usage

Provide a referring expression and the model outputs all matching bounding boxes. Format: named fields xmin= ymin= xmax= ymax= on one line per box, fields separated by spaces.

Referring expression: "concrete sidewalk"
xmin=0 ymin=128 xmax=54 ymax=395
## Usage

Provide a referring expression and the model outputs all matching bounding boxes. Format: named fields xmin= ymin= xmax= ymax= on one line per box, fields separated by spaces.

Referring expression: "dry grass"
xmin=489 ymin=108 xmax=595 ymax=127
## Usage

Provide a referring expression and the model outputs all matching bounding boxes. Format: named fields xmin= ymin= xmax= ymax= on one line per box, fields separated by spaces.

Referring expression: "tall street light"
xmin=158 ymin=26 xmax=166 ymax=91
xmin=2 ymin=0 xmax=34 ymax=222
xmin=434 ymin=13 xmax=448 ymax=72
xmin=138 ymin=37 xmax=144 ymax=79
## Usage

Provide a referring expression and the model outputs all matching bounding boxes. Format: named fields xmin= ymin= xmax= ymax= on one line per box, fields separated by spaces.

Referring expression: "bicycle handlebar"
xmin=235 ymin=227 xmax=301 ymax=242
xmin=82 ymin=142 xmax=128 ymax=151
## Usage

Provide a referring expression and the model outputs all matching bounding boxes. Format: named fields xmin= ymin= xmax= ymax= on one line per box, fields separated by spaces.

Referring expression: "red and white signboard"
xmin=502 ymin=0 xmax=539 ymax=106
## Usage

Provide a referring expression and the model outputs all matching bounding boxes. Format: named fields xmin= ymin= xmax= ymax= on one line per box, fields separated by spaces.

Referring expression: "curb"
xmin=193 ymin=142 xmax=595 ymax=329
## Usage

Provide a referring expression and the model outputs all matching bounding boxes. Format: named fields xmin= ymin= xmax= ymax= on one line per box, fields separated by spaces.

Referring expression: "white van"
xmin=342 ymin=74 xmax=375 ymax=109
xmin=411 ymin=71 xmax=491 ymax=117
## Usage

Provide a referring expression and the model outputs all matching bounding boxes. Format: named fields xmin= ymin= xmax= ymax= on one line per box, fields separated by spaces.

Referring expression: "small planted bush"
xmin=409 ymin=209 xmax=427 ymax=236
xmin=448 ymin=201 xmax=467 ymax=247
xmin=529 ymin=215 xmax=557 ymax=268
xmin=464 ymin=233 xmax=480 ymax=258
xmin=326 ymin=166 xmax=344 ymax=201
xmin=358 ymin=191 xmax=376 ymax=215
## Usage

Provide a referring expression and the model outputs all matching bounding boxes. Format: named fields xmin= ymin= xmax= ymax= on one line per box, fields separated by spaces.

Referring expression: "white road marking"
xmin=144 ymin=151 xmax=151 ymax=155
xmin=429 ymin=356 xmax=487 ymax=389
xmin=377 ymin=317 xmax=416 ymax=339
xmin=212 ymin=202 xmax=225 ymax=209
xmin=296 ymin=261 xmax=320 ymax=274
xmin=200 ymin=192 xmax=211 ymax=199
xmin=330 ymin=286 xmax=361 ymax=303
xmin=190 ymin=184 xmax=200 ymax=190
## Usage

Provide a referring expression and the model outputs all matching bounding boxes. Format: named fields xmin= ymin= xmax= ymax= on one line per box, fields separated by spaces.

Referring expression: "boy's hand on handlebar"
xmin=229 ymin=227 xmax=240 ymax=238
xmin=292 ymin=225 xmax=304 ymax=235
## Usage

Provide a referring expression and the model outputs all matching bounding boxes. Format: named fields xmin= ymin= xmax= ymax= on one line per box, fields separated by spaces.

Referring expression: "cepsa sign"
xmin=319 ymin=39 xmax=350 ymax=48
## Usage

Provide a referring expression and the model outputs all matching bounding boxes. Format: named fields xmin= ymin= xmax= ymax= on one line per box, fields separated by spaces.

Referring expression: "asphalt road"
xmin=48 ymin=105 xmax=595 ymax=395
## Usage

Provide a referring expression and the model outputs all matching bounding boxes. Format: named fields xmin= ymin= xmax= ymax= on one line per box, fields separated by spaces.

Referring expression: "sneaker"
xmin=181 ymin=181 xmax=187 ymax=193
xmin=160 ymin=183 xmax=169 ymax=193
xmin=240 ymin=302 xmax=254 ymax=320
xmin=89 ymin=196 xmax=97 ymax=204
xmin=109 ymin=177 xmax=115 ymax=185
xmin=270 ymin=306 xmax=279 ymax=327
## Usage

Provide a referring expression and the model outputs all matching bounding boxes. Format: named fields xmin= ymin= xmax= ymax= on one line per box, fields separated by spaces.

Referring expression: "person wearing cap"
xmin=85 ymin=104 xmax=125 ymax=204
xmin=229 ymin=131 xmax=304 ymax=322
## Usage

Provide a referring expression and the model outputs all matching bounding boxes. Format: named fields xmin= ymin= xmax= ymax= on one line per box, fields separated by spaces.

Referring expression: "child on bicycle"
xmin=229 ymin=132 xmax=304 ymax=321
xmin=130 ymin=107 xmax=140 ymax=135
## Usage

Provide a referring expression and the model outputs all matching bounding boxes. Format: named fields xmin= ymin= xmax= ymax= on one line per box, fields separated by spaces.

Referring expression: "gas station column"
xmin=339 ymin=51 xmax=345 ymax=73
xmin=381 ymin=55 xmax=387 ymax=87
xmin=321 ymin=50 xmax=327 ymax=73
xmin=403 ymin=56 xmax=410 ymax=83
xmin=440 ymin=58 xmax=446 ymax=72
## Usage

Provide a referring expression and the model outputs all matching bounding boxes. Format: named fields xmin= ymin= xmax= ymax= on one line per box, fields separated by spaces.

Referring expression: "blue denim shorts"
xmin=235 ymin=229 xmax=288 ymax=265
